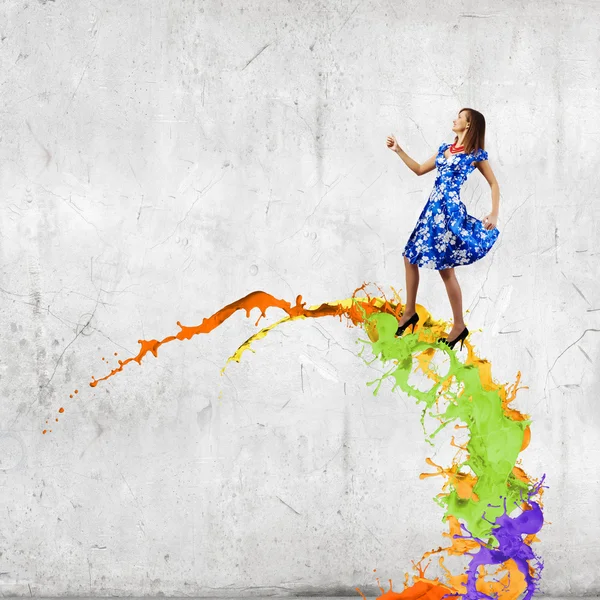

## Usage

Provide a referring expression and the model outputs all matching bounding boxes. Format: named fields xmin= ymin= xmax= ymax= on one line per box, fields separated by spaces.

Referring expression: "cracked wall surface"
xmin=0 ymin=0 xmax=599 ymax=596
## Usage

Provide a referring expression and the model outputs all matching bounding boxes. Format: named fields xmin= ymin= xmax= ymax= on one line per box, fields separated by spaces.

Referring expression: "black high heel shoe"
xmin=438 ymin=326 xmax=469 ymax=350
xmin=395 ymin=312 xmax=419 ymax=337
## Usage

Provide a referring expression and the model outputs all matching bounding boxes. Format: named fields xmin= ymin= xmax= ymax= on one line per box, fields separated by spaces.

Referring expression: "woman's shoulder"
xmin=471 ymin=147 xmax=489 ymax=162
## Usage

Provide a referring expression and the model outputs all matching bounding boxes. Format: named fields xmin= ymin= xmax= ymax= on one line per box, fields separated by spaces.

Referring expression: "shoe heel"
xmin=459 ymin=339 xmax=465 ymax=350
xmin=411 ymin=323 xmax=416 ymax=333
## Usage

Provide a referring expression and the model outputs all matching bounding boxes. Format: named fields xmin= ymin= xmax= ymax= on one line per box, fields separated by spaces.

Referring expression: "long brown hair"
xmin=454 ymin=108 xmax=485 ymax=155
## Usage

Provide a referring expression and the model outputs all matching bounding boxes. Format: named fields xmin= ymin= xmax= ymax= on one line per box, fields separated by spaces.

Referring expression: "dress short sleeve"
xmin=475 ymin=148 xmax=489 ymax=162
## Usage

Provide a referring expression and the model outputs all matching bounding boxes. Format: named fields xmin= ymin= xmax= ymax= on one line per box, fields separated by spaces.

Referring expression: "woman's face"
xmin=452 ymin=112 xmax=469 ymax=132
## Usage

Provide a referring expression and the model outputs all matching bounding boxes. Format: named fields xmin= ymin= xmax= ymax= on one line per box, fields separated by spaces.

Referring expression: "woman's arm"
xmin=477 ymin=161 xmax=500 ymax=230
xmin=395 ymin=147 xmax=437 ymax=176
xmin=386 ymin=135 xmax=436 ymax=176
xmin=477 ymin=161 xmax=500 ymax=215
xmin=415 ymin=152 xmax=437 ymax=176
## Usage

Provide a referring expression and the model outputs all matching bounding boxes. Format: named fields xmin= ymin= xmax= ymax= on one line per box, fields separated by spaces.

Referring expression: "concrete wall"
xmin=0 ymin=0 xmax=598 ymax=595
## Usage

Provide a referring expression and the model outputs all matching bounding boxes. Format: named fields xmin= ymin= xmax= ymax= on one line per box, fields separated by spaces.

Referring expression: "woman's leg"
xmin=398 ymin=256 xmax=420 ymax=326
xmin=439 ymin=267 xmax=466 ymax=338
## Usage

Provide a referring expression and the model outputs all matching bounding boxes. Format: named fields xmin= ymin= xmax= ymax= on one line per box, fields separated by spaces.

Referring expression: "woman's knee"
xmin=439 ymin=267 xmax=455 ymax=281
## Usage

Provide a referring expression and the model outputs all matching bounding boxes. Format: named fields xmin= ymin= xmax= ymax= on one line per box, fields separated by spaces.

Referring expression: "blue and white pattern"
xmin=402 ymin=141 xmax=499 ymax=270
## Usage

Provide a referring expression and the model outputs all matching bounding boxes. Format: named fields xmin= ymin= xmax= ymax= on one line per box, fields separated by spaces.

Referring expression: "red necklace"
xmin=449 ymin=141 xmax=465 ymax=154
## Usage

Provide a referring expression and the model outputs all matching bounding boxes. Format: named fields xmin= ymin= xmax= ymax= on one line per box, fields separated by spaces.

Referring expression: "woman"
xmin=386 ymin=108 xmax=500 ymax=350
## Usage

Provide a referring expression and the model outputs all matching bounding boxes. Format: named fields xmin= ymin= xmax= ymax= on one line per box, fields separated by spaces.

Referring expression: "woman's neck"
xmin=455 ymin=133 xmax=467 ymax=146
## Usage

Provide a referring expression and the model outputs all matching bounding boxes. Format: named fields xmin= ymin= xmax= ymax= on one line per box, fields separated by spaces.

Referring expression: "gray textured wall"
xmin=1 ymin=0 xmax=598 ymax=596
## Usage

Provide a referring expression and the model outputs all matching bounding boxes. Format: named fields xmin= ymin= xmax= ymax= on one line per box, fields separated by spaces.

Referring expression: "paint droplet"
xmin=42 ymin=430 xmax=47 ymax=434
xmin=59 ymin=407 xmax=64 ymax=413
xmin=69 ymin=394 xmax=73 ymax=398
xmin=114 ymin=352 xmax=118 ymax=356
xmin=55 ymin=418 xmax=58 ymax=422
xmin=74 ymin=390 xmax=78 ymax=394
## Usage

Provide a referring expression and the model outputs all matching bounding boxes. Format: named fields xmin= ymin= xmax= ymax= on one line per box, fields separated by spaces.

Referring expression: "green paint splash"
xmin=362 ymin=309 xmax=531 ymax=541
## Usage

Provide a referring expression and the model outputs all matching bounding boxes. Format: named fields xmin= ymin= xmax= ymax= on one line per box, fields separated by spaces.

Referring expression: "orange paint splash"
xmin=420 ymin=457 xmax=480 ymax=502
xmin=88 ymin=286 xmax=401 ymax=388
xmin=357 ymin=563 xmax=457 ymax=600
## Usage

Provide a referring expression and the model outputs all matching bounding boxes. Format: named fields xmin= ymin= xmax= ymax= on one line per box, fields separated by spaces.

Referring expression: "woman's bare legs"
xmin=397 ymin=256 xmax=420 ymax=326
xmin=439 ymin=267 xmax=466 ymax=339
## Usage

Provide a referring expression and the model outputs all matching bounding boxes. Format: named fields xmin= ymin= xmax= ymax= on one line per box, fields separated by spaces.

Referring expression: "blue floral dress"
xmin=402 ymin=141 xmax=499 ymax=270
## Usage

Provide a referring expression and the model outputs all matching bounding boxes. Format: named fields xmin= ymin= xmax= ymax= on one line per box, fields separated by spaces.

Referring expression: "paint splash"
xmin=86 ymin=289 xmax=386 ymax=388
xmin=46 ymin=284 xmax=546 ymax=599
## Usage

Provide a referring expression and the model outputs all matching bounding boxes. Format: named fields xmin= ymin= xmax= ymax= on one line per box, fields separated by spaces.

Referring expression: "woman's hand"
xmin=482 ymin=213 xmax=498 ymax=230
xmin=386 ymin=134 xmax=401 ymax=153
